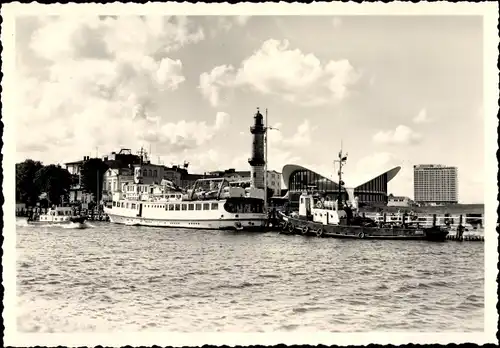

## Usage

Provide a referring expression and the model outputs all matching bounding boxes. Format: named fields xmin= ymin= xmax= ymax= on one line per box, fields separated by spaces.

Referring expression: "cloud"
xmin=373 ymin=125 xmax=422 ymax=145
xmin=199 ymin=65 xmax=235 ymax=107
xmin=199 ymin=39 xmax=360 ymax=107
xmin=235 ymin=16 xmax=251 ymax=26
xmin=136 ymin=112 xmax=231 ymax=153
xmin=269 ymin=120 xmax=316 ymax=148
xmin=412 ymin=108 xmax=431 ymax=124
xmin=209 ymin=16 xmax=252 ymax=37
xmin=16 ymin=16 xmax=209 ymax=162
xmin=332 ymin=17 xmax=342 ymax=28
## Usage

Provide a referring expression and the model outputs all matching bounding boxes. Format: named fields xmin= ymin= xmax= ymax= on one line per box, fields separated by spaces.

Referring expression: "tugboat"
xmin=278 ymin=147 xmax=449 ymax=242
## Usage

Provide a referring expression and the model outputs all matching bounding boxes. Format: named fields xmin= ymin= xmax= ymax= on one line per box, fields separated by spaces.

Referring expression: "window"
xmin=113 ymin=201 xmax=116 ymax=207
xmin=211 ymin=203 xmax=218 ymax=210
xmin=196 ymin=203 xmax=202 ymax=210
xmin=143 ymin=169 xmax=147 ymax=177
xmin=126 ymin=203 xmax=129 ymax=208
xmin=149 ymin=170 xmax=152 ymax=177
xmin=188 ymin=204 xmax=194 ymax=211
xmin=182 ymin=204 xmax=187 ymax=211
xmin=175 ymin=204 xmax=181 ymax=211
xmin=131 ymin=203 xmax=136 ymax=209
xmin=203 ymin=203 xmax=210 ymax=210
xmin=168 ymin=204 xmax=174 ymax=211
xmin=154 ymin=170 xmax=157 ymax=177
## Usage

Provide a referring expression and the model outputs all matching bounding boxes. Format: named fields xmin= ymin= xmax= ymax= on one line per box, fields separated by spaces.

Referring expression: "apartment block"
xmin=413 ymin=164 xmax=458 ymax=204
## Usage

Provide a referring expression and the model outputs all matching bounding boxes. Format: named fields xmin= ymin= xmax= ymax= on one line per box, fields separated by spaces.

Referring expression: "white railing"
xmin=362 ymin=213 xmax=485 ymax=233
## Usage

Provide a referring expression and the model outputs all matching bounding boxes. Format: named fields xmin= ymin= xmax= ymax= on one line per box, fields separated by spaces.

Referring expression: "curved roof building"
xmin=282 ymin=164 xmax=401 ymax=204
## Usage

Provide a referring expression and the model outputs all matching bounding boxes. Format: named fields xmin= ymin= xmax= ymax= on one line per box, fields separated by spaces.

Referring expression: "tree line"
xmin=16 ymin=158 xmax=109 ymax=207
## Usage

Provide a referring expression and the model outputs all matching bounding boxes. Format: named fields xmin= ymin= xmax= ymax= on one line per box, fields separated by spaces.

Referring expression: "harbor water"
xmin=16 ymin=221 xmax=484 ymax=332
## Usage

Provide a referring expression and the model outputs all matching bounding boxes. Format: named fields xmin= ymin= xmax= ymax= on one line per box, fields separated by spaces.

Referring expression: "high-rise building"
xmin=413 ymin=164 xmax=458 ymax=204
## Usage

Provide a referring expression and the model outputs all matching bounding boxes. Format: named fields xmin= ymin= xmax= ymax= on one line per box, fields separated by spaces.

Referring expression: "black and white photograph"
xmin=2 ymin=2 xmax=498 ymax=346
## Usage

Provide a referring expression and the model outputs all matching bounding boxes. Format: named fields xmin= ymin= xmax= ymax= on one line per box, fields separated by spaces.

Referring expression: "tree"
xmin=80 ymin=158 xmax=109 ymax=202
xmin=16 ymin=159 xmax=44 ymax=206
xmin=34 ymin=164 xmax=73 ymax=205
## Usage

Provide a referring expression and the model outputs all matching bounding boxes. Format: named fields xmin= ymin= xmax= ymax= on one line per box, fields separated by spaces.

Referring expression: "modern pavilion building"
xmin=281 ymin=164 xmax=401 ymax=209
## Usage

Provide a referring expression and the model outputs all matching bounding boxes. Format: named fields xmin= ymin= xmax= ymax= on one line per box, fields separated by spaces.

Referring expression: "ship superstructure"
xmin=104 ymin=178 xmax=267 ymax=230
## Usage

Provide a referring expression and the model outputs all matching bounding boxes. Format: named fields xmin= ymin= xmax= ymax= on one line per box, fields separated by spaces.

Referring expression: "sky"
xmin=15 ymin=15 xmax=485 ymax=203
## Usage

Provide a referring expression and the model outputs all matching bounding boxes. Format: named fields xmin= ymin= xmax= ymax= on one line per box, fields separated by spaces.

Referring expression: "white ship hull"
xmin=103 ymin=198 xmax=267 ymax=231
xmin=106 ymin=213 xmax=266 ymax=230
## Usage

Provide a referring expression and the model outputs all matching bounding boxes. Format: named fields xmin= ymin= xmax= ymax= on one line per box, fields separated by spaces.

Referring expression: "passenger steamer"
xmin=103 ymin=178 xmax=267 ymax=230
xmin=279 ymin=148 xmax=449 ymax=242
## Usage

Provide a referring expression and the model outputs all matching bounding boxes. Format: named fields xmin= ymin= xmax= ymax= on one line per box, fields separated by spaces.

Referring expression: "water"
xmin=16 ymin=220 xmax=484 ymax=332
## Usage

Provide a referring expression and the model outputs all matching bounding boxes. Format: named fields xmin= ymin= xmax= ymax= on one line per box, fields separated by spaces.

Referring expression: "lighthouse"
xmin=248 ymin=108 xmax=266 ymax=190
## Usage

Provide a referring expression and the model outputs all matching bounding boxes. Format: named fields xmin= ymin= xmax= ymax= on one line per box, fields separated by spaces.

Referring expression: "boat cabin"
xmin=39 ymin=206 xmax=75 ymax=222
xmin=297 ymin=192 xmax=348 ymax=225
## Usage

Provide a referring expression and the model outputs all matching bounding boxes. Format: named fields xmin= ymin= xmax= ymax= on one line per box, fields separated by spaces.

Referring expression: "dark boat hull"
xmin=69 ymin=216 xmax=86 ymax=224
xmin=281 ymin=215 xmax=448 ymax=242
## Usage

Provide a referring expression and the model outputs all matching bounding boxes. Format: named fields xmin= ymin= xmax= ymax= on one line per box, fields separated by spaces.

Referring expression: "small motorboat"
xmin=29 ymin=206 xmax=88 ymax=228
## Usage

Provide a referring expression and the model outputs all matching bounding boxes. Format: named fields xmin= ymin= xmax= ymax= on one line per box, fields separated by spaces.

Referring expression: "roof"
xmin=389 ymin=195 xmax=411 ymax=200
xmin=65 ymin=160 xmax=84 ymax=165
xmin=282 ymin=164 xmax=401 ymax=189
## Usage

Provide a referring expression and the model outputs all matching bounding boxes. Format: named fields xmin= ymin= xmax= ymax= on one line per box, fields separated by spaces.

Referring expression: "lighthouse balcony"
xmin=248 ymin=158 xmax=265 ymax=166
xmin=250 ymin=125 xmax=266 ymax=134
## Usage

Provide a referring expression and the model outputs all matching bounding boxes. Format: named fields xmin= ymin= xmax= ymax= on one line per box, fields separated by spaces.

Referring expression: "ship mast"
xmin=335 ymin=140 xmax=348 ymax=209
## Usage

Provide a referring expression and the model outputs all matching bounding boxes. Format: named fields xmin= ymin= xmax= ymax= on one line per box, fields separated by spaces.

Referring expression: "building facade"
xmin=413 ymin=164 xmax=458 ymax=204
xmin=207 ymin=168 xmax=282 ymax=197
xmin=282 ymin=164 xmax=401 ymax=209
xmin=387 ymin=195 xmax=415 ymax=207
xmin=266 ymin=170 xmax=282 ymax=197
xmin=132 ymin=163 xmax=182 ymax=186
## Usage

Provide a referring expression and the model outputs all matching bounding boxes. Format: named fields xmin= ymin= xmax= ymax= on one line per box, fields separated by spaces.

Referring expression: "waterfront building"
xmin=387 ymin=195 xmax=415 ymax=207
xmin=133 ymin=163 xmax=181 ymax=186
xmin=102 ymin=166 xmax=135 ymax=203
xmin=281 ymin=164 xmax=401 ymax=209
xmin=207 ymin=168 xmax=282 ymax=197
xmin=413 ymin=164 xmax=458 ymax=204
xmin=65 ymin=149 xmax=143 ymax=204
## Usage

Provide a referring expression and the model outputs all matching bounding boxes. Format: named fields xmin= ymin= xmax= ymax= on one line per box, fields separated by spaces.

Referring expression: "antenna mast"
xmin=335 ymin=140 xmax=348 ymax=209
xmin=264 ymin=108 xmax=268 ymax=213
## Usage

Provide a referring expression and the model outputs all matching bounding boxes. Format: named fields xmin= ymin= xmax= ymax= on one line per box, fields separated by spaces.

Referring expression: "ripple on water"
xmin=15 ymin=223 xmax=484 ymax=332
